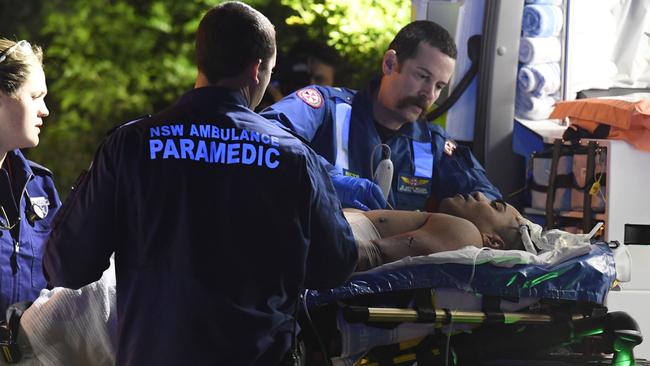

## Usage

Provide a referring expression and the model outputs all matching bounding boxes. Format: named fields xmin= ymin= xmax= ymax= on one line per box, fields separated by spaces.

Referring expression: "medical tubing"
xmin=448 ymin=246 xmax=487 ymax=364
xmin=445 ymin=310 xmax=455 ymax=366
xmin=467 ymin=247 xmax=488 ymax=286
xmin=300 ymin=290 xmax=333 ymax=366
xmin=449 ymin=247 xmax=491 ymax=366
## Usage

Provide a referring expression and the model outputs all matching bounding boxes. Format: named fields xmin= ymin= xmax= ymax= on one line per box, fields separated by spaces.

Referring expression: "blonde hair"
xmin=0 ymin=39 xmax=43 ymax=96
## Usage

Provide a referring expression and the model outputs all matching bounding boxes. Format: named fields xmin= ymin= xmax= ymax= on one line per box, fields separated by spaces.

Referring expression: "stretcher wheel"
xmin=607 ymin=312 xmax=643 ymax=366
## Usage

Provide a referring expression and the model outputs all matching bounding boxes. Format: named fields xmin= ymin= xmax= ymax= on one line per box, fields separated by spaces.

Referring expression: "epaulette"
xmin=27 ymin=160 xmax=53 ymax=176
xmin=327 ymin=86 xmax=356 ymax=104
xmin=105 ymin=114 xmax=151 ymax=136
xmin=427 ymin=122 xmax=448 ymax=139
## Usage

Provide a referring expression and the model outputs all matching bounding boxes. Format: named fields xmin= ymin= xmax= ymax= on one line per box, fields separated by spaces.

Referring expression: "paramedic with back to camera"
xmin=42 ymin=2 xmax=358 ymax=366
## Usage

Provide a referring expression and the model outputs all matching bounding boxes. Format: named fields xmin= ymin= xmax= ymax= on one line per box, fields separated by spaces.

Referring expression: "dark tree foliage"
xmin=2 ymin=0 xmax=407 ymax=197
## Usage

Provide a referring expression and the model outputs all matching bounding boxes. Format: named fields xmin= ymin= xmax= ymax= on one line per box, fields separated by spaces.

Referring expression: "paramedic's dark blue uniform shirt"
xmin=261 ymin=80 xmax=501 ymax=210
xmin=43 ymin=87 xmax=358 ymax=366
xmin=0 ymin=150 xmax=60 ymax=315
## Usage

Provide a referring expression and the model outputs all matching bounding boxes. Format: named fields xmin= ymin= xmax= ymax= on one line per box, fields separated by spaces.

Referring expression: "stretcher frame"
xmin=346 ymin=304 xmax=642 ymax=364
xmin=302 ymin=243 xmax=640 ymax=365
xmin=301 ymin=299 xmax=643 ymax=366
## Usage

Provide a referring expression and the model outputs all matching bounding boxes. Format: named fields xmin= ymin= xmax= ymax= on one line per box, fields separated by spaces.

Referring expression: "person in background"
xmin=262 ymin=20 xmax=501 ymax=212
xmin=0 ymin=38 xmax=60 ymax=315
xmin=279 ymin=39 xmax=340 ymax=94
xmin=43 ymin=2 xmax=357 ymax=365
xmin=257 ymin=39 xmax=341 ymax=111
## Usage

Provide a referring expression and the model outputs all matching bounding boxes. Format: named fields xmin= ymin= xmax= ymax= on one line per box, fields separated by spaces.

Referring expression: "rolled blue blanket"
xmin=519 ymin=36 xmax=562 ymax=64
xmin=525 ymin=0 xmax=562 ymax=5
xmin=517 ymin=62 xmax=561 ymax=97
xmin=515 ymin=87 xmax=556 ymax=120
xmin=522 ymin=5 xmax=563 ymax=37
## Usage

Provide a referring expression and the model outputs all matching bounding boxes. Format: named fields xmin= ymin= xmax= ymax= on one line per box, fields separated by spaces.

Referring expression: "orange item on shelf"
xmin=550 ymin=98 xmax=650 ymax=151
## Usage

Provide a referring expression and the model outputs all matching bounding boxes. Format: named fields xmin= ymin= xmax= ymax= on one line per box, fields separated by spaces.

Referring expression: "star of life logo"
xmin=297 ymin=87 xmax=323 ymax=108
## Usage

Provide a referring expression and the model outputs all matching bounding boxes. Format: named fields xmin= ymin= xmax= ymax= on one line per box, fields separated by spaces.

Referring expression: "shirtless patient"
xmin=347 ymin=192 xmax=525 ymax=271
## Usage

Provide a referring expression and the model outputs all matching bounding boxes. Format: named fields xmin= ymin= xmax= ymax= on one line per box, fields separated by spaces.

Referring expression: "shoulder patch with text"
xmin=296 ymin=87 xmax=323 ymax=109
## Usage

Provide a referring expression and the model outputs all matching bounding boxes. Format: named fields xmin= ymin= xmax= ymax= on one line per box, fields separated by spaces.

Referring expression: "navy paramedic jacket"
xmin=0 ymin=150 xmax=60 ymax=315
xmin=261 ymin=80 xmax=502 ymax=211
xmin=43 ymin=87 xmax=358 ymax=366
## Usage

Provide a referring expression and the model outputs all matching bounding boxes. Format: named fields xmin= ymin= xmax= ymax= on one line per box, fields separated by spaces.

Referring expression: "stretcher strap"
xmin=481 ymin=295 xmax=502 ymax=313
xmin=414 ymin=289 xmax=436 ymax=323
xmin=582 ymin=141 xmax=597 ymax=233
xmin=414 ymin=336 xmax=446 ymax=366
xmin=545 ymin=139 xmax=562 ymax=229
xmin=484 ymin=312 xmax=506 ymax=324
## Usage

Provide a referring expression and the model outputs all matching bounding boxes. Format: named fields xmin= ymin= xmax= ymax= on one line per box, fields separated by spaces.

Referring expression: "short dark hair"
xmin=195 ymin=1 xmax=275 ymax=84
xmin=498 ymin=225 xmax=524 ymax=251
xmin=288 ymin=39 xmax=340 ymax=68
xmin=279 ymin=39 xmax=340 ymax=94
xmin=388 ymin=20 xmax=457 ymax=65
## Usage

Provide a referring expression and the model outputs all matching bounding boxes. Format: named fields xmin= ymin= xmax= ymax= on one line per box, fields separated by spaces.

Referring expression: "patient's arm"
xmin=362 ymin=210 xmax=483 ymax=264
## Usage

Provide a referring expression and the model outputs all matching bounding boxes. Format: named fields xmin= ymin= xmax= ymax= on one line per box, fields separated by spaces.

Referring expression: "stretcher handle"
xmin=343 ymin=305 xmax=583 ymax=325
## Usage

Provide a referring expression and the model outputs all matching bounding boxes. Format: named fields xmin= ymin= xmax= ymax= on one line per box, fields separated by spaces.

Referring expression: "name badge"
xmin=29 ymin=196 xmax=50 ymax=219
xmin=342 ymin=169 xmax=360 ymax=178
xmin=397 ymin=175 xmax=431 ymax=196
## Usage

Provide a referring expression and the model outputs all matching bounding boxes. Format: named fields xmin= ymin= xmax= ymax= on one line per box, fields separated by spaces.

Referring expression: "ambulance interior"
xmin=431 ymin=0 xmax=650 ymax=358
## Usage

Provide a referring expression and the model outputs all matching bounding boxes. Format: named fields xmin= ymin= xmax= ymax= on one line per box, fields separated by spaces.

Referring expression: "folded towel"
xmin=522 ymin=5 xmax=564 ymax=37
xmin=517 ymin=62 xmax=561 ymax=97
xmin=525 ymin=0 xmax=563 ymax=5
xmin=515 ymin=88 xmax=557 ymax=120
xmin=519 ymin=36 xmax=562 ymax=64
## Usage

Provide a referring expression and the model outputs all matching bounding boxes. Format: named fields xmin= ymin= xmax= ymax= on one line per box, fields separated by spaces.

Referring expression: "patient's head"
xmin=438 ymin=192 xmax=524 ymax=250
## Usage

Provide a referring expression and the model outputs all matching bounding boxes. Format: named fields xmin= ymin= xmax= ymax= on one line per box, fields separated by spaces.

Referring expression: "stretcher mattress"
xmin=307 ymin=242 xmax=616 ymax=307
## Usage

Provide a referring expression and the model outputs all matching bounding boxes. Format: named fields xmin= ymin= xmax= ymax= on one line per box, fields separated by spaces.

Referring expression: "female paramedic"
xmin=0 ymin=39 xmax=60 ymax=315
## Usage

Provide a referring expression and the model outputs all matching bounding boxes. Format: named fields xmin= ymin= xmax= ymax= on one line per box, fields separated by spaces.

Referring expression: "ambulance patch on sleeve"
xmin=297 ymin=87 xmax=323 ymax=109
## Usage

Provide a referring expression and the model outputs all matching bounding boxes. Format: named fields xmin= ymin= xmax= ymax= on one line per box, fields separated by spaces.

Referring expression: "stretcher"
xmin=301 ymin=242 xmax=644 ymax=366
